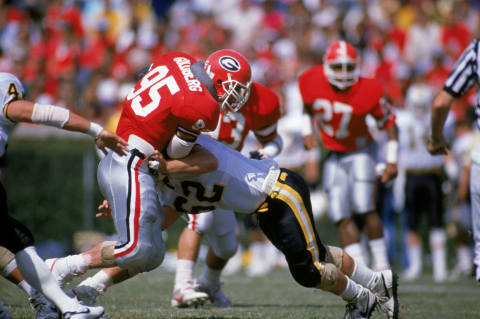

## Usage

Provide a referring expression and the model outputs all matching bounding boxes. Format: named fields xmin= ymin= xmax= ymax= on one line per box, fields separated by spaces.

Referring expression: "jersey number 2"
xmin=313 ymin=98 xmax=353 ymax=138
xmin=127 ymin=65 xmax=180 ymax=117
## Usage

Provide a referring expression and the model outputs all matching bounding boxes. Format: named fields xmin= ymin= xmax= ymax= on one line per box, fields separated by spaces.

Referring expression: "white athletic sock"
xmin=406 ymin=243 xmax=422 ymax=275
xmin=368 ymin=238 xmax=390 ymax=271
xmin=200 ymin=264 xmax=221 ymax=286
xmin=17 ymin=280 xmax=35 ymax=297
xmin=15 ymin=246 xmax=79 ymax=313
xmin=79 ymin=270 xmax=113 ymax=293
xmin=62 ymin=254 xmax=89 ymax=274
xmin=430 ymin=229 xmax=447 ymax=282
xmin=340 ymin=277 xmax=363 ymax=302
xmin=350 ymin=259 xmax=379 ymax=290
xmin=175 ymin=259 xmax=195 ymax=289
xmin=457 ymin=246 xmax=473 ymax=270
xmin=344 ymin=243 xmax=367 ymax=266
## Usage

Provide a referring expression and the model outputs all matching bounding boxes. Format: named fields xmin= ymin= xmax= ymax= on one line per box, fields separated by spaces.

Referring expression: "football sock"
xmin=430 ymin=229 xmax=447 ymax=282
xmin=64 ymin=254 xmax=89 ymax=274
xmin=340 ymin=277 xmax=363 ymax=302
xmin=17 ymin=279 xmax=35 ymax=297
xmin=344 ymin=243 xmax=367 ymax=266
xmin=350 ymin=259 xmax=379 ymax=290
xmin=457 ymin=246 xmax=473 ymax=271
xmin=175 ymin=259 xmax=195 ymax=288
xmin=79 ymin=270 xmax=113 ymax=293
xmin=15 ymin=246 xmax=79 ymax=313
xmin=368 ymin=238 xmax=390 ymax=271
xmin=406 ymin=243 xmax=422 ymax=276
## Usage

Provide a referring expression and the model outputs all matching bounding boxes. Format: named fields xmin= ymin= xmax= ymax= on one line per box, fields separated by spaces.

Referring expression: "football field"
xmin=1 ymin=265 xmax=478 ymax=318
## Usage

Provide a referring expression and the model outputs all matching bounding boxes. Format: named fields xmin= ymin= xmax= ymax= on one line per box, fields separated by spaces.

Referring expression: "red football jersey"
xmin=207 ymin=82 xmax=281 ymax=151
xmin=299 ymin=65 xmax=395 ymax=152
xmin=116 ymin=52 xmax=220 ymax=152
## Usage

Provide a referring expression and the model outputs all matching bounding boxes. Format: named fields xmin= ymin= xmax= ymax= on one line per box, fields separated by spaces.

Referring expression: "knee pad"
xmin=325 ymin=245 xmax=343 ymax=269
xmin=0 ymin=247 xmax=16 ymax=277
xmin=209 ymin=231 xmax=238 ymax=260
xmin=316 ymin=263 xmax=338 ymax=291
xmin=289 ymin=259 xmax=322 ymax=288
xmin=100 ymin=241 xmax=118 ymax=267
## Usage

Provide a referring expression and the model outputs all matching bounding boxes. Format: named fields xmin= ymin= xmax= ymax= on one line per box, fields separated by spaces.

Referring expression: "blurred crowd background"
xmin=1 ymin=0 xmax=479 ymax=280
xmin=1 ymin=0 xmax=478 ymax=122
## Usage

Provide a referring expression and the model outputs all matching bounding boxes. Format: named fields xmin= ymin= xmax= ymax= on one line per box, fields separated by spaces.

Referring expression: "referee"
xmin=427 ymin=39 xmax=480 ymax=283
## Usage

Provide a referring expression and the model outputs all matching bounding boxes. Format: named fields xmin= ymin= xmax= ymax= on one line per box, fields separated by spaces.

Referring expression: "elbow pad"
xmin=166 ymin=134 xmax=196 ymax=159
xmin=31 ymin=103 xmax=70 ymax=128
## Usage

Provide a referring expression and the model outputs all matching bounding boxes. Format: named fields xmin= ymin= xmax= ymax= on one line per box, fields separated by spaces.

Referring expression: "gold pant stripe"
xmin=274 ymin=181 xmax=323 ymax=272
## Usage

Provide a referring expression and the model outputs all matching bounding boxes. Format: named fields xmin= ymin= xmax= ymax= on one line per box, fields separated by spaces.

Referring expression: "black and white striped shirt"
xmin=444 ymin=39 xmax=480 ymax=162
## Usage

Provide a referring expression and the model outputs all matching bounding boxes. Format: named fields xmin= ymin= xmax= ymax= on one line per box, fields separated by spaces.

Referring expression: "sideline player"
xmin=171 ymin=49 xmax=283 ymax=308
xmin=0 ymin=72 xmax=128 ymax=318
xmin=427 ymin=38 xmax=480 ymax=282
xmin=299 ymin=40 xmax=398 ymax=270
xmin=51 ymin=134 xmax=399 ymax=319
xmin=44 ymin=50 xmax=248 ymax=292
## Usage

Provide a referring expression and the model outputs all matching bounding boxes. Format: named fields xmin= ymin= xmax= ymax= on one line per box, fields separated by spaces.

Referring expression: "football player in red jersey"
xmin=299 ymin=41 xmax=399 ymax=271
xmin=171 ymin=50 xmax=283 ymax=308
xmin=44 ymin=50 xmax=258 ymax=295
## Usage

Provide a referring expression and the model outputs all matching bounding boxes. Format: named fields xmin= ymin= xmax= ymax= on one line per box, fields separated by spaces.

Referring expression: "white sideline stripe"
xmin=401 ymin=284 xmax=479 ymax=294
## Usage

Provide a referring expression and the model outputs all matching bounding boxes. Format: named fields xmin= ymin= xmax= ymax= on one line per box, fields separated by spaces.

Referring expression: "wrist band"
xmin=385 ymin=140 xmax=398 ymax=163
xmin=88 ymin=122 xmax=103 ymax=139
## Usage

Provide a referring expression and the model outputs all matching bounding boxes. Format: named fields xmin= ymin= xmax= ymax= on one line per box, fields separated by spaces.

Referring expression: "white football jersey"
xmin=158 ymin=134 xmax=279 ymax=214
xmin=0 ymin=72 xmax=24 ymax=157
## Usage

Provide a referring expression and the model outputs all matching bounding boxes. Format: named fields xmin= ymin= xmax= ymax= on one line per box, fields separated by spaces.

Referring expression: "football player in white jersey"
xmin=52 ymin=134 xmax=399 ymax=319
xmin=0 ymin=72 xmax=128 ymax=319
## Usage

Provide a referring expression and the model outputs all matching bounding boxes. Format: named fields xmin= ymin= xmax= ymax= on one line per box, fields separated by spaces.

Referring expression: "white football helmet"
xmin=323 ymin=40 xmax=360 ymax=90
xmin=204 ymin=49 xmax=252 ymax=113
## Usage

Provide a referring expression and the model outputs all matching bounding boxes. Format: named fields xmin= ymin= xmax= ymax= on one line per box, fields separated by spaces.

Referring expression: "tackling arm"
xmin=6 ymin=100 xmax=128 ymax=155
xmin=302 ymin=104 xmax=317 ymax=150
xmin=149 ymin=144 xmax=218 ymax=175
xmin=427 ymin=90 xmax=455 ymax=155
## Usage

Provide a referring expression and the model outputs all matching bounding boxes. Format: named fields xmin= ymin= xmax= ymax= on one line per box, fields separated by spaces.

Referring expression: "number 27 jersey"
xmin=299 ymin=65 xmax=395 ymax=152
xmin=116 ymin=52 xmax=220 ymax=152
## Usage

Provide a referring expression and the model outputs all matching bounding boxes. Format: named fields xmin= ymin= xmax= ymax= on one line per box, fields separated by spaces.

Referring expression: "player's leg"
xmin=0 ymin=182 xmax=103 ymax=318
xmin=469 ymin=161 xmax=480 ymax=282
xmin=323 ymin=153 xmax=366 ymax=266
xmin=0 ymin=247 xmax=59 ymax=319
xmin=196 ymin=210 xmax=238 ymax=307
xmin=258 ymin=169 xmax=380 ymax=318
xmin=426 ymin=173 xmax=447 ymax=282
xmin=171 ymin=213 xmax=210 ymax=308
xmin=350 ymin=148 xmax=390 ymax=271
xmin=402 ymin=174 xmax=423 ymax=280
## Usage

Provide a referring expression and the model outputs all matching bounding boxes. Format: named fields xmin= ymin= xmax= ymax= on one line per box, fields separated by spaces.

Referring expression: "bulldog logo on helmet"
xmin=219 ymin=56 xmax=241 ymax=72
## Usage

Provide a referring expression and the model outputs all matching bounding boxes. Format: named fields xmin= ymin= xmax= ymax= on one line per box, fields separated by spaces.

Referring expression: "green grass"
xmin=1 ymin=265 xmax=478 ymax=319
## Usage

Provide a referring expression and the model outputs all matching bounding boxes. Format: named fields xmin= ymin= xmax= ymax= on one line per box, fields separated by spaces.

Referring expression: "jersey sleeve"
xmin=251 ymin=84 xmax=282 ymax=138
xmin=443 ymin=39 xmax=479 ymax=98
xmin=0 ymin=73 xmax=24 ymax=122
xmin=298 ymin=67 xmax=317 ymax=106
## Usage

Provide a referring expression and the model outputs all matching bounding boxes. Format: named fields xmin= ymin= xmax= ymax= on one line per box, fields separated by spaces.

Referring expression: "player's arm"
xmin=5 ymin=100 xmax=128 ymax=155
xmin=149 ymin=144 xmax=218 ymax=175
xmin=165 ymin=127 xmax=200 ymax=159
xmin=427 ymin=90 xmax=455 ymax=155
xmin=250 ymin=123 xmax=283 ymax=159
xmin=382 ymin=122 xmax=399 ymax=183
xmin=372 ymin=97 xmax=399 ymax=183
xmin=302 ymin=103 xmax=317 ymax=150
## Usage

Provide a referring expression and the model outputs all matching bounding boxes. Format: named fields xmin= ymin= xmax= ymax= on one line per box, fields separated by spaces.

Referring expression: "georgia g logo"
xmin=219 ymin=56 xmax=241 ymax=72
